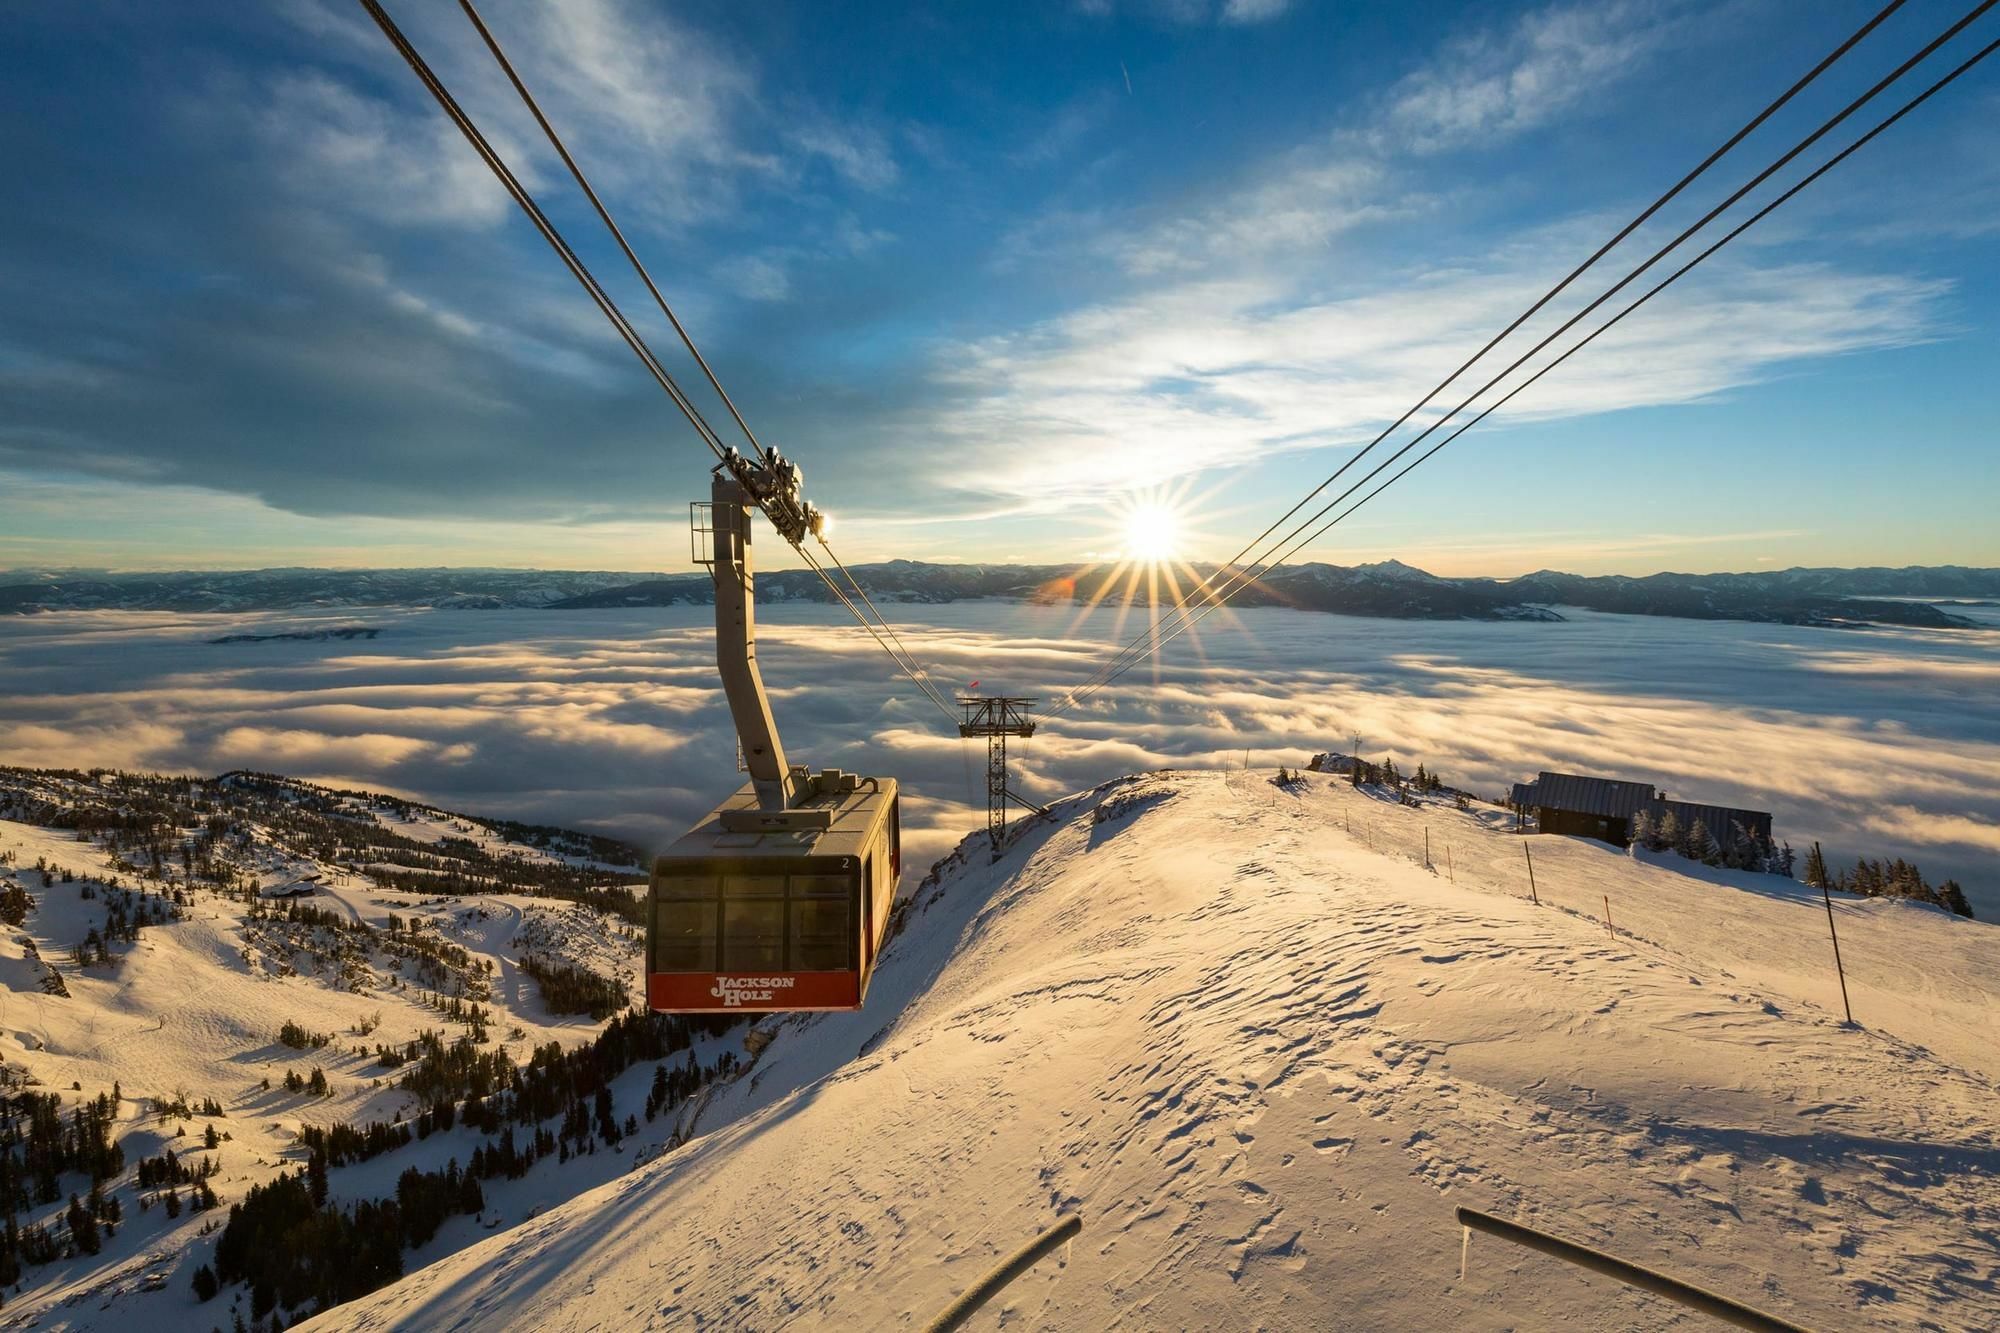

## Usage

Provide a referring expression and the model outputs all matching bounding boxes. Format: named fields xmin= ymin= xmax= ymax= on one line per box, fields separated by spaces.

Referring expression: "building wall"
xmin=1537 ymin=807 xmax=1630 ymax=847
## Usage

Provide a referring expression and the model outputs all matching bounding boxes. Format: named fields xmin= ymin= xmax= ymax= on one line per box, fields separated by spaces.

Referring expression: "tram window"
xmin=654 ymin=900 xmax=717 ymax=972
xmin=656 ymin=875 xmax=715 ymax=900
xmin=889 ymin=799 xmax=901 ymax=878
xmin=723 ymin=874 xmax=785 ymax=898
xmin=722 ymin=899 xmax=785 ymax=970
xmin=789 ymin=896 xmax=851 ymax=970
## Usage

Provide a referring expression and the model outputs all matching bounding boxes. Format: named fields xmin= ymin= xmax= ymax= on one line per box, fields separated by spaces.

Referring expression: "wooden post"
xmin=1454 ymin=1206 xmax=1811 ymax=1332
xmin=1602 ymin=894 xmax=1614 ymax=938
xmin=1425 ymin=828 xmax=1432 ymax=870
xmin=1446 ymin=845 xmax=1454 ymax=883
xmin=1523 ymin=842 xmax=1539 ymax=905
xmin=1819 ymin=867 xmax=1855 ymax=1027
xmin=922 ymin=1214 xmax=1084 ymax=1333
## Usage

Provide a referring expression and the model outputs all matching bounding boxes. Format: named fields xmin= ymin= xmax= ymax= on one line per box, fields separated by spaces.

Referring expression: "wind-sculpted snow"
xmin=2 ymin=602 xmax=1995 ymax=912
xmin=317 ymin=773 xmax=2000 ymax=1331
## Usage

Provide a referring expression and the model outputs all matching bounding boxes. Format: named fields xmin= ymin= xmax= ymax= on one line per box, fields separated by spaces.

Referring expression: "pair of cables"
xmin=1045 ymin=0 xmax=1996 ymax=719
xmin=359 ymin=0 xmax=958 ymax=723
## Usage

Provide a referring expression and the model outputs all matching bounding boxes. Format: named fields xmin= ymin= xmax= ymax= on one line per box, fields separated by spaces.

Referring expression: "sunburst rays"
xmin=1055 ymin=479 xmax=1254 ymax=695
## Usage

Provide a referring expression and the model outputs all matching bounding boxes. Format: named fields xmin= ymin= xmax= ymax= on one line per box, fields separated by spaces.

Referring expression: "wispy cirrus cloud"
xmin=280 ymin=0 xmax=766 ymax=229
xmin=1376 ymin=0 xmax=1691 ymax=153
xmin=785 ymin=120 xmax=900 ymax=191
xmin=923 ymin=239 xmax=1947 ymax=505
xmin=1075 ymin=0 xmax=1295 ymax=25
xmin=910 ymin=0 xmax=1905 ymax=510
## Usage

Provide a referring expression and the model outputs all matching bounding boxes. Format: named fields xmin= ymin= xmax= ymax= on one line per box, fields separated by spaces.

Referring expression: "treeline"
xmin=1629 ymin=808 xmax=1793 ymax=876
xmin=395 ymin=1031 xmax=514 ymax=1109
xmin=279 ymin=1020 xmax=331 ymax=1050
xmin=0 ymin=1091 xmax=123 ymax=1213
xmin=135 ymin=1146 xmax=219 ymax=1190
xmin=1320 ymin=756 xmax=1476 ymax=811
xmin=207 ymin=1171 xmax=405 ymax=1320
xmin=209 ymin=1010 xmax=738 ymax=1320
xmin=519 ymin=953 xmax=627 ymax=1020
xmin=298 ymin=1117 xmax=413 ymax=1169
xmin=249 ymin=900 xmax=492 ymax=1003
xmin=0 ymin=880 xmax=31 ymax=926
xmin=0 ymin=1092 xmax=127 ymax=1280
xmin=0 ymin=766 xmax=645 ymax=910
xmin=1805 ymin=844 xmax=1974 ymax=918
xmin=135 ymin=1147 xmax=219 ymax=1219
xmin=5 ymin=858 xmax=179 ymax=966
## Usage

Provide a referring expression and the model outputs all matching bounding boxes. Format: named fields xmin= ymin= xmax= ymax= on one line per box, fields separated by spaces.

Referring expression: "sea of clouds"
xmin=1 ymin=602 xmax=1994 ymax=914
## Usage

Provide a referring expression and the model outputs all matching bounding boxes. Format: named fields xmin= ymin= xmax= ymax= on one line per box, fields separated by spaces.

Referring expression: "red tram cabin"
xmin=648 ymin=772 xmax=901 ymax=1013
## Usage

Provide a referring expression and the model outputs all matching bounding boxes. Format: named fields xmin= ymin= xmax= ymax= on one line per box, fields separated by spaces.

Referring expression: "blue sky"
xmin=2 ymin=0 xmax=1996 ymax=576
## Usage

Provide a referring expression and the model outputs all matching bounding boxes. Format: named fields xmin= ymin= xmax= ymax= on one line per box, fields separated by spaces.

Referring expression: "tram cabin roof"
xmin=656 ymin=770 xmax=897 ymax=866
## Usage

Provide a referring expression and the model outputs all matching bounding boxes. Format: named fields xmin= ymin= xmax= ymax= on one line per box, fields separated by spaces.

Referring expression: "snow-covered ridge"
xmin=322 ymin=770 xmax=2000 ymax=1331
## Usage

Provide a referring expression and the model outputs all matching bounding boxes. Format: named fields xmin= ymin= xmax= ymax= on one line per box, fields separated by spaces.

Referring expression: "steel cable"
xmin=455 ymin=0 xmax=774 ymax=466
xmin=363 ymin=0 xmax=958 ymax=721
xmin=1047 ymin=0 xmax=1994 ymax=718
xmin=1057 ymin=26 xmax=2000 ymax=713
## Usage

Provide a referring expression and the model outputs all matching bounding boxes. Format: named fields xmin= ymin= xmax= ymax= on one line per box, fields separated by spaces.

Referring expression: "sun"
xmin=1124 ymin=503 xmax=1180 ymax=563
xmin=1044 ymin=480 xmax=1252 ymax=688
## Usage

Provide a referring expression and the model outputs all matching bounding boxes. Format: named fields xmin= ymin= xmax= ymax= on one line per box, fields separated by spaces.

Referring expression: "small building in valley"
xmin=1510 ymin=770 xmax=1772 ymax=851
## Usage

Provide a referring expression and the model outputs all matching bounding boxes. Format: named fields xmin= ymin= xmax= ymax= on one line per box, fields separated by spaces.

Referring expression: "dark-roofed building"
xmin=1511 ymin=770 xmax=1772 ymax=851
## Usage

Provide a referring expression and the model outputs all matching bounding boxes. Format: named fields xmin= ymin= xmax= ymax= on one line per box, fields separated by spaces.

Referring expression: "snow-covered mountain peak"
xmin=320 ymin=770 xmax=2000 ymax=1332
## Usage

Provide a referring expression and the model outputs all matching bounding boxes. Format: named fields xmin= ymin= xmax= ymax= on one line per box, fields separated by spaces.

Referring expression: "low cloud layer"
xmin=2 ymin=604 xmax=1994 ymax=915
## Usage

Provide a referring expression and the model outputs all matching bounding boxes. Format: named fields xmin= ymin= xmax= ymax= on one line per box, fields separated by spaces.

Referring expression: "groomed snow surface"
xmin=318 ymin=771 xmax=1999 ymax=1331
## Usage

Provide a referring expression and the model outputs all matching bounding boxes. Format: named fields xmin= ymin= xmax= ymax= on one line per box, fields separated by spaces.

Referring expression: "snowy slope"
xmin=0 ymin=779 xmax=656 ymax=1329
xmin=315 ymin=771 xmax=2000 ymax=1332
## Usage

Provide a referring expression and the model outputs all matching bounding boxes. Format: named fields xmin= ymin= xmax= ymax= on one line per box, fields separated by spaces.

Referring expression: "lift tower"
xmin=957 ymin=697 xmax=1037 ymax=861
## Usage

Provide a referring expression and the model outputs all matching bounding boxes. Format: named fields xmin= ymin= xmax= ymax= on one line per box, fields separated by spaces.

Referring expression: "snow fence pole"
xmin=1523 ymin=843 xmax=1539 ymax=905
xmin=923 ymin=1213 xmax=1083 ymax=1333
xmin=1454 ymin=1207 xmax=1811 ymax=1332
xmin=1819 ymin=875 xmax=1854 ymax=1027
xmin=1603 ymin=894 xmax=1614 ymax=938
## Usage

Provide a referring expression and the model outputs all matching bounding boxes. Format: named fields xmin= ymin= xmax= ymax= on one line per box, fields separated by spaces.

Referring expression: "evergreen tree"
xmin=1803 ymin=841 xmax=1829 ymax=889
xmin=1652 ymin=807 xmax=1681 ymax=855
xmin=1627 ymin=810 xmax=1652 ymax=855
xmin=1681 ymin=818 xmax=1719 ymax=865
xmin=1938 ymin=880 xmax=1975 ymax=919
xmin=307 ymin=1152 xmax=328 ymax=1207
xmin=65 ymin=1195 xmax=98 ymax=1255
xmin=191 ymin=1263 xmax=218 ymax=1302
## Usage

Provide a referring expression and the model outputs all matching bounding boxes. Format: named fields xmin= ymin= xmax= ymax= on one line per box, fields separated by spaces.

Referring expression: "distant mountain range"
xmin=2 ymin=561 xmax=1994 ymax=629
